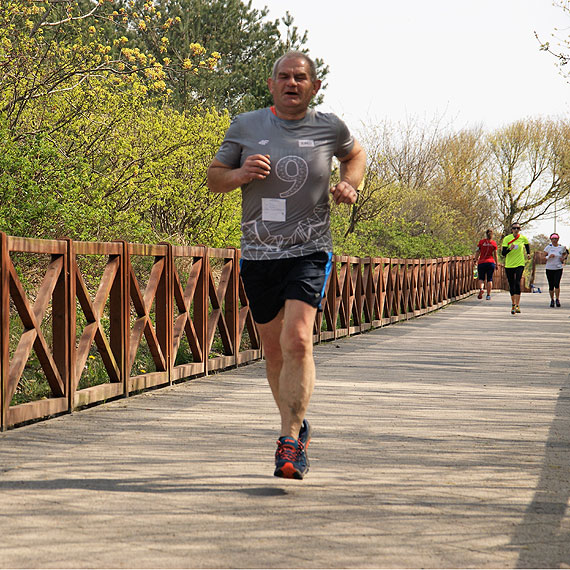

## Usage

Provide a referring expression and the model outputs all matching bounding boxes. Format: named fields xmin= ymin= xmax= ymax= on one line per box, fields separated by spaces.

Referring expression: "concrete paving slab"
xmin=1 ymin=266 xmax=569 ymax=568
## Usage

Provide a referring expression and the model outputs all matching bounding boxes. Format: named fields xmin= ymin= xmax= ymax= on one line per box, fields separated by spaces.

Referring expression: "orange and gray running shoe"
xmin=274 ymin=420 xmax=311 ymax=480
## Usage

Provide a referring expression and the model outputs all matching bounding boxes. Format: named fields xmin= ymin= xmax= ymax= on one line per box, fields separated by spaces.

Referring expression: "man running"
xmin=207 ymin=51 xmax=366 ymax=479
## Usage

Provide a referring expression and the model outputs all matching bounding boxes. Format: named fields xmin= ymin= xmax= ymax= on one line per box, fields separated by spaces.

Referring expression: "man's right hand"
xmin=240 ymin=154 xmax=271 ymax=184
xmin=208 ymin=155 xmax=270 ymax=193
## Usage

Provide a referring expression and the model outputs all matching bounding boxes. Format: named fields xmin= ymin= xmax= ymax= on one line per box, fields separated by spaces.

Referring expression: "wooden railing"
xmin=533 ymin=251 xmax=547 ymax=265
xmin=0 ymin=233 xmax=504 ymax=430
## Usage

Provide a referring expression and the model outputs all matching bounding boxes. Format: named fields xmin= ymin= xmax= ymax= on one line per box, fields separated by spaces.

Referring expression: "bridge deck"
xmin=1 ymin=266 xmax=569 ymax=568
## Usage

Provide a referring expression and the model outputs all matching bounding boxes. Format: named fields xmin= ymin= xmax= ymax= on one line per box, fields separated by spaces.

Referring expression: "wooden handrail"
xmin=0 ymin=233 xmax=506 ymax=429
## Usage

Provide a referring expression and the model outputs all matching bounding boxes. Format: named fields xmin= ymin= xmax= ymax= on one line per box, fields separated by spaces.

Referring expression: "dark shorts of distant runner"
xmin=505 ymin=266 xmax=524 ymax=296
xmin=546 ymin=268 xmax=563 ymax=290
xmin=477 ymin=262 xmax=495 ymax=282
xmin=240 ymin=251 xmax=333 ymax=324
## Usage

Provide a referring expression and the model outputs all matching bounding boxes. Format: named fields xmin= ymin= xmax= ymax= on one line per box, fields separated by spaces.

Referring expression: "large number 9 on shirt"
xmin=277 ymin=155 xmax=308 ymax=198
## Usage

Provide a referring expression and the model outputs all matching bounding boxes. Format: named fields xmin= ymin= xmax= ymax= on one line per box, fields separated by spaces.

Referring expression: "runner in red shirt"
xmin=473 ymin=229 xmax=498 ymax=300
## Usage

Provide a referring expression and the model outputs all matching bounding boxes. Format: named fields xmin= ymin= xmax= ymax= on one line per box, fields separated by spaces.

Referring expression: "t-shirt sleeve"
xmin=523 ymin=236 xmax=530 ymax=253
xmin=334 ymin=117 xmax=355 ymax=159
xmin=214 ymin=115 xmax=243 ymax=168
xmin=502 ymin=236 xmax=508 ymax=247
xmin=492 ymin=240 xmax=497 ymax=251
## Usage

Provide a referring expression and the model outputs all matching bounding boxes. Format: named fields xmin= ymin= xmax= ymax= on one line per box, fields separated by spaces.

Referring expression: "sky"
xmin=249 ymin=0 xmax=570 ymax=239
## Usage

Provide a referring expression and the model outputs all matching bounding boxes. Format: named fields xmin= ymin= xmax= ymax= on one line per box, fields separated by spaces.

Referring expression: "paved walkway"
xmin=1 ymin=267 xmax=569 ymax=569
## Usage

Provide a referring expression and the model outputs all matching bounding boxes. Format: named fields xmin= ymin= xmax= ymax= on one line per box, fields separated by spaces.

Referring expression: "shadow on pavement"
xmin=0 ymin=475 xmax=280 ymax=495
xmin=511 ymin=373 xmax=570 ymax=568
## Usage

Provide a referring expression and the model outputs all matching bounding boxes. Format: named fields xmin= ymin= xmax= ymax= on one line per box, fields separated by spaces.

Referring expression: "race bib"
xmin=262 ymin=198 xmax=286 ymax=222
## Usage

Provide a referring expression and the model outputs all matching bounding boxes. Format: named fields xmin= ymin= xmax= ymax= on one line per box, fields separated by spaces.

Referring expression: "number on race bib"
xmin=276 ymin=155 xmax=308 ymax=198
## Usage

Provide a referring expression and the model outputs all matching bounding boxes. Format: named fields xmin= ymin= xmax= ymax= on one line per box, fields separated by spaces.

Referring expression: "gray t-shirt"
xmin=215 ymin=107 xmax=354 ymax=260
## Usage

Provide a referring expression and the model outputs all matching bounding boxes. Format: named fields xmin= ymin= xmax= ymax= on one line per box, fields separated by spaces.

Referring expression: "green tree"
xmin=340 ymin=127 xmax=398 ymax=238
xmin=487 ymin=119 xmax=570 ymax=233
xmin=131 ymin=106 xmax=241 ymax=247
xmin=0 ymin=0 xmax=219 ymax=136
xmin=431 ymin=127 xmax=495 ymax=243
xmin=1 ymin=0 xmax=238 ymax=246
xmin=2 ymin=75 xmax=238 ymax=246
xmin=336 ymin=119 xmax=479 ymax=258
xmin=0 ymin=116 xmax=92 ymax=239
xmin=115 ymin=0 xmax=329 ymax=114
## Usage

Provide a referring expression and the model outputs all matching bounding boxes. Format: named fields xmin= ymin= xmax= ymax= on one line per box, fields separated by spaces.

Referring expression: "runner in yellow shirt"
xmin=501 ymin=223 xmax=530 ymax=314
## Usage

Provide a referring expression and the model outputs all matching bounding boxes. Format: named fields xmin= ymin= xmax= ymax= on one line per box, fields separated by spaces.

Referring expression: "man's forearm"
xmin=207 ymin=164 xmax=244 ymax=194
xmin=208 ymin=155 xmax=271 ymax=193
xmin=339 ymin=143 xmax=366 ymax=189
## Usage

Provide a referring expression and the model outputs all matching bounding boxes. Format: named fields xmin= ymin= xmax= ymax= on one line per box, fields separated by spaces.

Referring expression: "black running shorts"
xmin=240 ymin=251 xmax=333 ymax=324
xmin=477 ymin=262 xmax=495 ymax=282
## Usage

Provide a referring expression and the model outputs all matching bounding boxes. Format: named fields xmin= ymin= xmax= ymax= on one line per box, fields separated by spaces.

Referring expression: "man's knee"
xmin=280 ymin=327 xmax=313 ymax=359
xmin=278 ymin=299 xmax=316 ymax=359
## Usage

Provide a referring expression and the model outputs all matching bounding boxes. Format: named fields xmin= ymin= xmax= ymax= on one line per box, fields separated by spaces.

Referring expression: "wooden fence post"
xmin=117 ymin=240 xmax=129 ymax=396
xmin=157 ymin=242 xmax=173 ymax=386
xmin=231 ymin=247 xmax=239 ymax=366
xmin=57 ymin=239 xmax=72 ymax=414
xmin=0 ymin=232 xmax=8 ymax=431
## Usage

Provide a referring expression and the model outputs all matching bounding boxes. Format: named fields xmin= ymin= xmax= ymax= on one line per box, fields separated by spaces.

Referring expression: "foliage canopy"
xmin=2 ymin=0 xmax=569 ymax=262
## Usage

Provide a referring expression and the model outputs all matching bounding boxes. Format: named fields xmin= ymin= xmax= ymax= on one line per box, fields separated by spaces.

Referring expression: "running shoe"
xmin=298 ymin=419 xmax=312 ymax=449
xmin=298 ymin=419 xmax=311 ymax=473
xmin=274 ymin=436 xmax=309 ymax=480
xmin=556 ymin=299 xmax=561 ymax=307
xmin=515 ymin=305 xmax=521 ymax=313
xmin=486 ymin=295 xmax=491 ymax=300
xmin=511 ymin=305 xmax=516 ymax=315
xmin=550 ymin=300 xmax=555 ymax=308
xmin=477 ymin=290 xmax=483 ymax=299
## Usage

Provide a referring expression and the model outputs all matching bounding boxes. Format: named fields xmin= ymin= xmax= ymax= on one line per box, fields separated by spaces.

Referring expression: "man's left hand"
xmin=330 ymin=181 xmax=358 ymax=205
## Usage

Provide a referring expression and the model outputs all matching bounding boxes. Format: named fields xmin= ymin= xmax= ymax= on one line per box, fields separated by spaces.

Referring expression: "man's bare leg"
xmin=256 ymin=306 xmax=284 ymax=414
xmin=256 ymin=299 xmax=317 ymax=438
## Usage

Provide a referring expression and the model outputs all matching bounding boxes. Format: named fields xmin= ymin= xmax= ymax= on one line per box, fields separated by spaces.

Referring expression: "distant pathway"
xmin=1 ymin=265 xmax=569 ymax=569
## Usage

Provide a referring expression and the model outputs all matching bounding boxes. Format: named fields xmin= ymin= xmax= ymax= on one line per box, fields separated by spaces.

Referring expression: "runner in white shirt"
xmin=544 ymin=233 xmax=568 ymax=307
